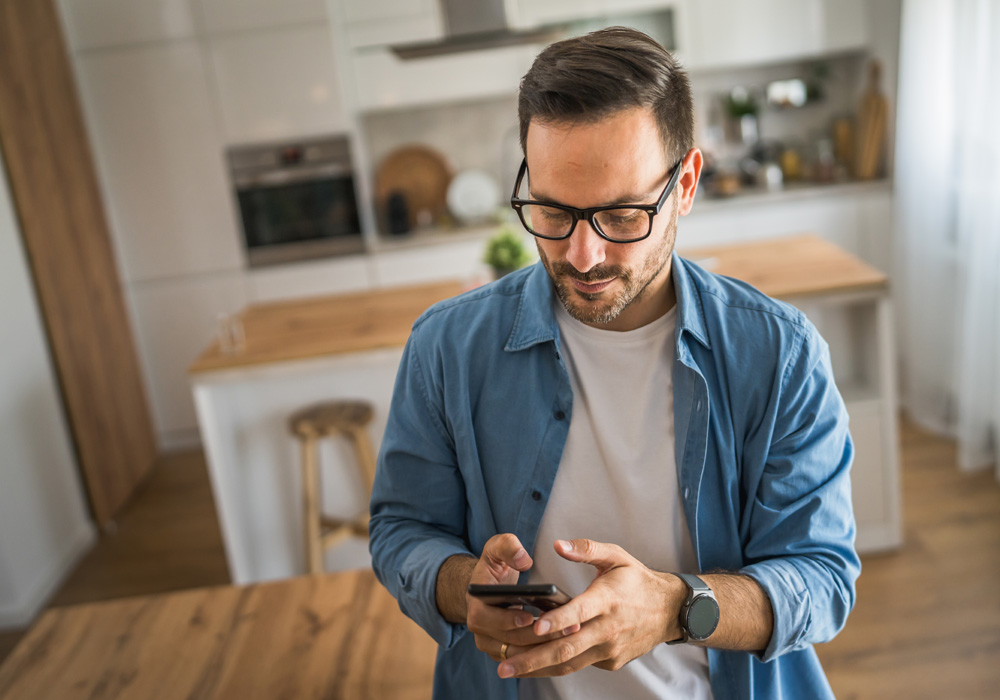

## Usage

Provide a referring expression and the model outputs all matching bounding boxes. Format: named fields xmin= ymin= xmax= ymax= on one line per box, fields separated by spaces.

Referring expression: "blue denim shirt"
xmin=370 ymin=255 xmax=859 ymax=700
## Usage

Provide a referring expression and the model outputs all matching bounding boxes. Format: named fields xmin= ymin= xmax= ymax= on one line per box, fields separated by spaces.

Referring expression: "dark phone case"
xmin=467 ymin=584 xmax=572 ymax=612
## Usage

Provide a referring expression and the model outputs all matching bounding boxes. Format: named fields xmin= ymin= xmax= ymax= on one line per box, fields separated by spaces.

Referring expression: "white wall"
xmin=0 ymin=149 xmax=96 ymax=630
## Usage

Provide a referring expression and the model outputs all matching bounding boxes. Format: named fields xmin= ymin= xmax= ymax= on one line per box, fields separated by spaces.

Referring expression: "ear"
xmin=676 ymin=148 xmax=703 ymax=217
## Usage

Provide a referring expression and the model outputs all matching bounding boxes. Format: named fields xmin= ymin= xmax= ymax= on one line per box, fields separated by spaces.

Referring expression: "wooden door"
xmin=0 ymin=0 xmax=156 ymax=525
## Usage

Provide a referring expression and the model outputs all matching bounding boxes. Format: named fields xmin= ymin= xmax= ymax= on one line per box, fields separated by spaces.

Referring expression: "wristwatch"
xmin=666 ymin=573 xmax=720 ymax=644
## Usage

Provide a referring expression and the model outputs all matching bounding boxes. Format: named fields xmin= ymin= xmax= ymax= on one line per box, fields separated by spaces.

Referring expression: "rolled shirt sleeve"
xmin=369 ymin=326 xmax=472 ymax=648
xmin=739 ymin=325 xmax=861 ymax=662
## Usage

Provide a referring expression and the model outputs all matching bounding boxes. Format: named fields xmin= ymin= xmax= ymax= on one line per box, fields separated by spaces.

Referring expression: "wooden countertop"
xmin=190 ymin=234 xmax=887 ymax=374
xmin=190 ymin=279 xmax=466 ymax=374
xmin=0 ymin=569 xmax=435 ymax=700
xmin=681 ymin=233 xmax=887 ymax=300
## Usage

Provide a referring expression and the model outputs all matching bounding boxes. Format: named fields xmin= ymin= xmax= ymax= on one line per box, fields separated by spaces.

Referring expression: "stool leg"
xmin=347 ymin=426 xmax=378 ymax=535
xmin=302 ymin=434 xmax=323 ymax=575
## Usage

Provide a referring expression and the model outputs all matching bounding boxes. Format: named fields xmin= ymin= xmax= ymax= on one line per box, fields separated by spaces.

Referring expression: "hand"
xmin=496 ymin=538 xmax=685 ymax=678
xmin=466 ymin=534 xmax=580 ymax=662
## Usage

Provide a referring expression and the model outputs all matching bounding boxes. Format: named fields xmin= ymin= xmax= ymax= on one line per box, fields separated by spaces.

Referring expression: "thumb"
xmin=482 ymin=533 xmax=533 ymax=575
xmin=554 ymin=539 xmax=631 ymax=572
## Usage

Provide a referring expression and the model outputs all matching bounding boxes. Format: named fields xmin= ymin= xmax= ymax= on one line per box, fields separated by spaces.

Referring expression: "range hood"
xmin=390 ymin=0 xmax=564 ymax=60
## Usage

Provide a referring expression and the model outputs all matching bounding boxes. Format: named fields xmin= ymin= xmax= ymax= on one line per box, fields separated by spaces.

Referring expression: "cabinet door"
xmin=76 ymin=42 xmax=244 ymax=282
xmin=683 ymin=0 xmax=824 ymax=69
xmin=352 ymin=43 xmax=540 ymax=111
xmin=57 ymin=0 xmax=196 ymax=50
xmin=822 ymin=0 xmax=868 ymax=53
xmin=128 ymin=272 xmax=249 ymax=446
xmin=209 ymin=25 xmax=348 ymax=143
xmin=195 ymin=0 xmax=328 ymax=34
xmin=248 ymin=255 xmax=373 ymax=303
xmin=513 ymin=0 xmax=674 ymax=29
xmin=340 ymin=0 xmax=443 ymax=48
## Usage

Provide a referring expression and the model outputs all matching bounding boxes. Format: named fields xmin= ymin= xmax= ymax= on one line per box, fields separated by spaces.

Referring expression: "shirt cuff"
xmin=397 ymin=537 xmax=474 ymax=649
xmin=740 ymin=558 xmax=812 ymax=663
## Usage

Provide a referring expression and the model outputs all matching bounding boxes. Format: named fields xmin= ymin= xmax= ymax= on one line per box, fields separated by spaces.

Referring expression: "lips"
xmin=570 ymin=278 xmax=615 ymax=294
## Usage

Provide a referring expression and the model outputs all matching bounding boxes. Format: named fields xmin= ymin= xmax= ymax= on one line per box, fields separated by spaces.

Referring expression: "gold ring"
xmin=500 ymin=642 xmax=509 ymax=660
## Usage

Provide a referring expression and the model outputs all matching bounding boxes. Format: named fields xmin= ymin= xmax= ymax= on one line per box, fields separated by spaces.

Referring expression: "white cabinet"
xmin=680 ymin=0 xmax=867 ymax=70
xmin=56 ymin=0 xmax=196 ymax=51
xmin=196 ymin=0 xmax=328 ymax=34
xmin=372 ymin=237 xmax=491 ymax=287
xmin=76 ymin=42 xmax=244 ymax=283
xmin=248 ymin=254 xmax=373 ymax=303
xmin=208 ymin=25 xmax=349 ymax=144
xmin=337 ymin=0 xmax=444 ymax=48
xmin=352 ymin=43 xmax=542 ymax=111
xmin=513 ymin=0 xmax=674 ymax=29
xmin=793 ymin=291 xmax=902 ymax=554
xmin=128 ymin=272 xmax=249 ymax=449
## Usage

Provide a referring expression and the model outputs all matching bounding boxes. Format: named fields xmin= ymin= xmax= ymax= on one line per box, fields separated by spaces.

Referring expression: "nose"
xmin=563 ymin=218 xmax=607 ymax=274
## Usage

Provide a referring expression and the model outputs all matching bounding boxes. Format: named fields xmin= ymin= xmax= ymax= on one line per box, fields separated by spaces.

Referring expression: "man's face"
xmin=524 ymin=108 xmax=682 ymax=332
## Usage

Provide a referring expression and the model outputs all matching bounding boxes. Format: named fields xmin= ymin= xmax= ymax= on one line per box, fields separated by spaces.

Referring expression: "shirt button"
xmin=684 ymin=487 xmax=690 ymax=499
xmin=531 ymin=490 xmax=542 ymax=501
xmin=695 ymin=401 xmax=702 ymax=411
xmin=554 ymin=410 xmax=566 ymax=421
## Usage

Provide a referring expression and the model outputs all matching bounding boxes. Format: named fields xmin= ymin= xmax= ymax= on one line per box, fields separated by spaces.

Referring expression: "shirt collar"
xmin=505 ymin=263 xmax=559 ymax=352
xmin=671 ymin=253 xmax=712 ymax=351
xmin=504 ymin=254 xmax=712 ymax=352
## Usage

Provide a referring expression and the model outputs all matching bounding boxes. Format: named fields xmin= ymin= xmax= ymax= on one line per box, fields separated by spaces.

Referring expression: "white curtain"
xmin=894 ymin=0 xmax=1000 ymax=479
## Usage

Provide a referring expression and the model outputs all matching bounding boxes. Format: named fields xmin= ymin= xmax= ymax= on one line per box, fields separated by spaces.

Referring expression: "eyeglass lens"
xmin=520 ymin=204 xmax=650 ymax=240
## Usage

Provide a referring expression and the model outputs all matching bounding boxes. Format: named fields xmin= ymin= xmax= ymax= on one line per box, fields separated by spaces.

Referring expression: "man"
xmin=370 ymin=27 xmax=859 ymax=700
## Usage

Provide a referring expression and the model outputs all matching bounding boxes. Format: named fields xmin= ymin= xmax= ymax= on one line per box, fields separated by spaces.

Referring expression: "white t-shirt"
xmin=520 ymin=301 xmax=713 ymax=700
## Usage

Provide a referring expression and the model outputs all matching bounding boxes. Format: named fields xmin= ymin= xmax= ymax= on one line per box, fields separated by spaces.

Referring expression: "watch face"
xmin=686 ymin=595 xmax=720 ymax=640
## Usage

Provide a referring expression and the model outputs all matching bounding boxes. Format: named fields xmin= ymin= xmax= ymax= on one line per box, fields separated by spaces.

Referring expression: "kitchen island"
xmin=190 ymin=235 xmax=900 ymax=585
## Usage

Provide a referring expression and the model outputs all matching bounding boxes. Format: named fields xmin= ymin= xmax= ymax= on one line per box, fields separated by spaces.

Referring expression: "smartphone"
xmin=467 ymin=583 xmax=572 ymax=613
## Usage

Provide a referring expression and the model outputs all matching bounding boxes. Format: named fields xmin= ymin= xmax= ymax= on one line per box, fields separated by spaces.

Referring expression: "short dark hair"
xmin=517 ymin=26 xmax=694 ymax=166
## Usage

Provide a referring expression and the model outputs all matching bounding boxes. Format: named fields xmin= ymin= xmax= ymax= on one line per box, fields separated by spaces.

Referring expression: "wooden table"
xmin=0 ymin=570 xmax=436 ymax=700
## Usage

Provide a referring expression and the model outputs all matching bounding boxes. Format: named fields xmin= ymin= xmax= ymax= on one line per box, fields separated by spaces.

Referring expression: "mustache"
xmin=548 ymin=261 xmax=629 ymax=283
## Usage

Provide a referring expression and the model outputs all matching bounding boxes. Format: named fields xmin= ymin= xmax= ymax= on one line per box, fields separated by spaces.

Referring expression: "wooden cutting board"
xmin=375 ymin=145 xmax=453 ymax=228
xmin=854 ymin=60 xmax=888 ymax=180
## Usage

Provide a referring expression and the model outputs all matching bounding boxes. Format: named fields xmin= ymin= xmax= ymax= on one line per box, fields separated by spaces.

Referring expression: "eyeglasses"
xmin=509 ymin=157 xmax=682 ymax=243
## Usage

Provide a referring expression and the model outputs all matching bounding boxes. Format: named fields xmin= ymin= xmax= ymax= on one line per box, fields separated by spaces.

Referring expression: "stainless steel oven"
xmin=228 ymin=136 xmax=364 ymax=267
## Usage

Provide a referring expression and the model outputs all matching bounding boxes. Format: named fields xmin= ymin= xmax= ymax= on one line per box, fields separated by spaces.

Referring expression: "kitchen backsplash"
xmin=363 ymin=94 xmax=521 ymax=194
xmin=361 ymin=49 xmax=872 ymax=208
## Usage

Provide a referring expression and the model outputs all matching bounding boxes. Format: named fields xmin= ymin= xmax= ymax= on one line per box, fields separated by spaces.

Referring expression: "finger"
xmin=481 ymin=533 xmax=533 ymax=577
xmin=468 ymin=602 xmax=579 ymax=646
xmin=553 ymin=539 xmax=632 ymax=572
xmin=467 ymin=599 xmax=535 ymax=636
xmin=534 ymin=586 xmax=606 ymax=638
xmin=501 ymin=621 xmax=582 ymax=646
xmin=480 ymin=637 xmax=532 ymax=662
xmin=516 ymin=647 xmax=606 ymax=678
xmin=497 ymin=624 xmax=604 ymax=679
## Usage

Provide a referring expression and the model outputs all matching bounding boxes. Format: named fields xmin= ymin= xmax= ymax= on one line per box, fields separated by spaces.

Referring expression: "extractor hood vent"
xmin=389 ymin=0 xmax=564 ymax=60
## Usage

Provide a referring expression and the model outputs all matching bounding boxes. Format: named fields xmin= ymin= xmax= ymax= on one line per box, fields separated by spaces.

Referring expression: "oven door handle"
xmin=234 ymin=163 xmax=353 ymax=189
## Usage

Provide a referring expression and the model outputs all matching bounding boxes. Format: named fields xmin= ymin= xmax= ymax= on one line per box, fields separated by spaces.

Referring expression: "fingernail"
xmin=556 ymin=539 xmax=572 ymax=551
xmin=513 ymin=549 xmax=530 ymax=567
xmin=515 ymin=613 xmax=532 ymax=627
xmin=498 ymin=663 xmax=514 ymax=679
xmin=536 ymin=619 xmax=551 ymax=635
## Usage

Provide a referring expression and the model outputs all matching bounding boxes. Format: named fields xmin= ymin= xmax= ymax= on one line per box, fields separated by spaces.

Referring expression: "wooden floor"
xmin=1 ymin=418 xmax=998 ymax=698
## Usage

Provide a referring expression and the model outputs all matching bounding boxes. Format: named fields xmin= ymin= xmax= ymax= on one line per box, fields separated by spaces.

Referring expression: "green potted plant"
xmin=483 ymin=227 xmax=533 ymax=279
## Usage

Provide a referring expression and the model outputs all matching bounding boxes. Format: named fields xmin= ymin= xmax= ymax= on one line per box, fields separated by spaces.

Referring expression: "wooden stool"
xmin=289 ymin=400 xmax=377 ymax=575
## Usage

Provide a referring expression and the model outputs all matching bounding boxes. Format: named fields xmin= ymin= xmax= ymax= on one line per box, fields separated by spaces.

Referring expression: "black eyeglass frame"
xmin=509 ymin=157 xmax=683 ymax=243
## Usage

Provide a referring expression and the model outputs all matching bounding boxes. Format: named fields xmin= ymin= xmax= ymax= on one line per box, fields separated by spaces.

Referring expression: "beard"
xmin=538 ymin=203 xmax=678 ymax=326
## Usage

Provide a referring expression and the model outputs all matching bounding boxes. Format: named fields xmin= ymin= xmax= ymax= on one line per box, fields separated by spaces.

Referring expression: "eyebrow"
xmin=527 ymin=187 xmax=657 ymax=208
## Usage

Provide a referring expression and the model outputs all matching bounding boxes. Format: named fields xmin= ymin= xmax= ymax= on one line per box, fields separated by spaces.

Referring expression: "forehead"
xmin=524 ymin=108 xmax=668 ymax=204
